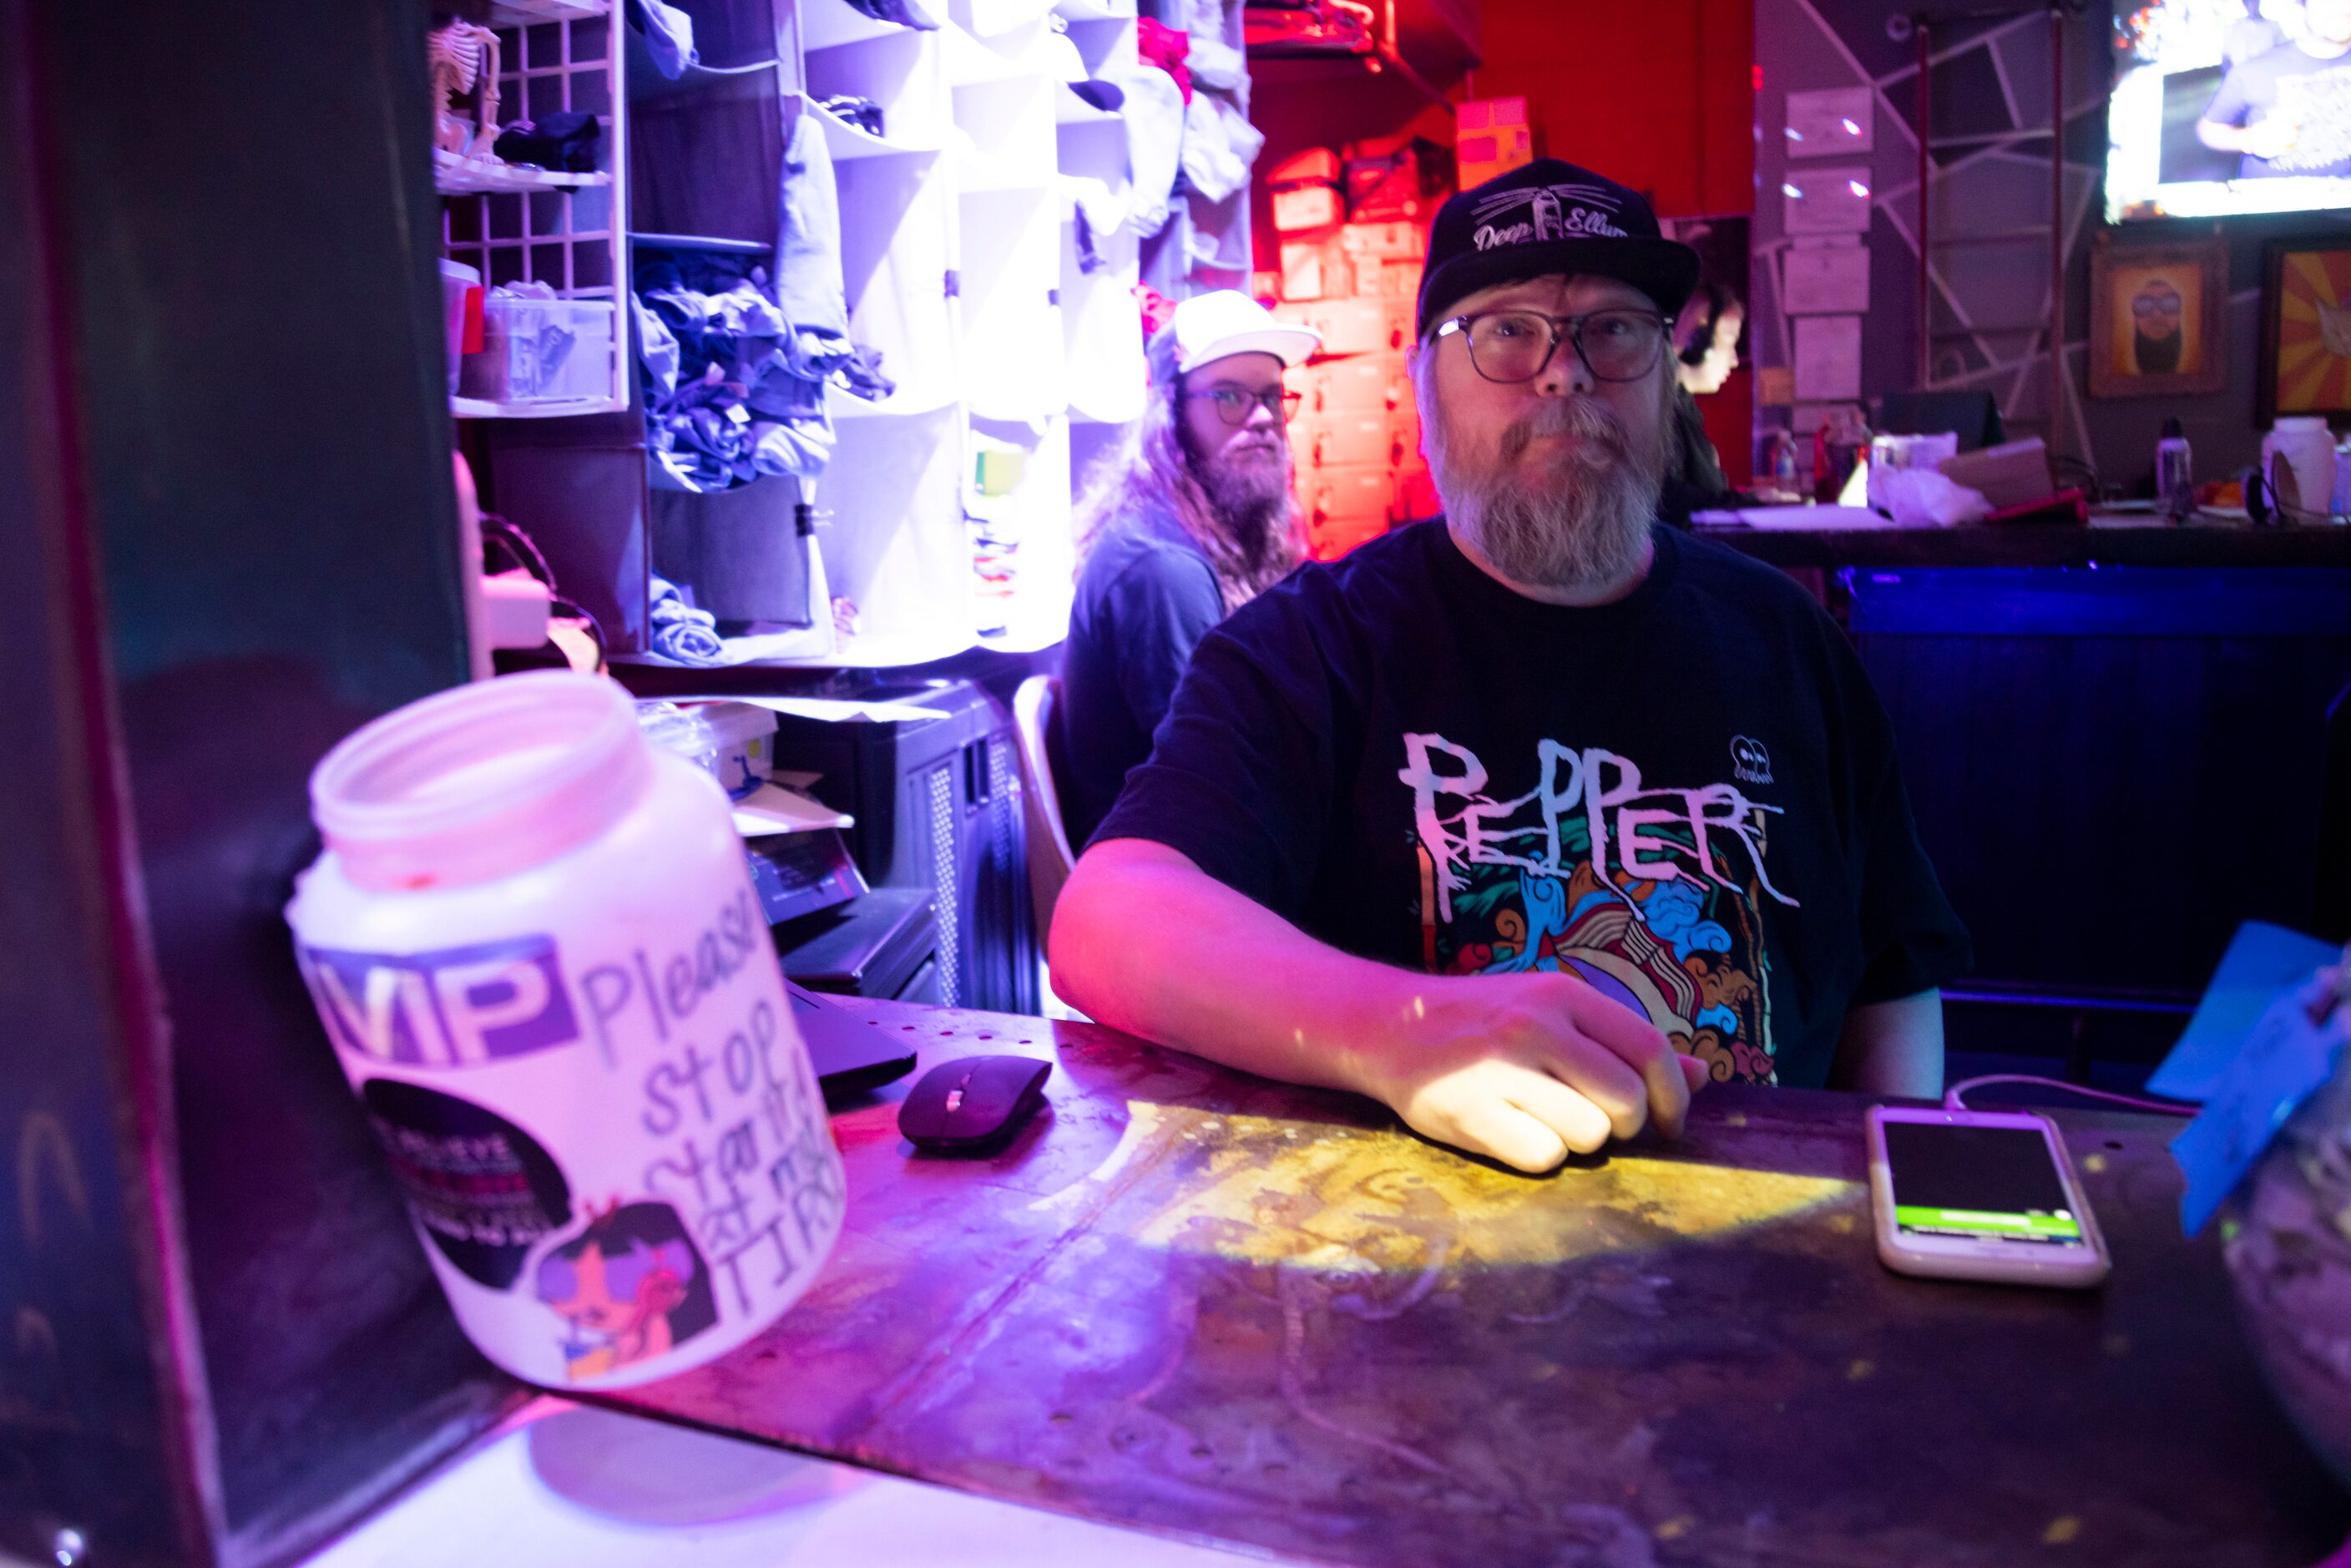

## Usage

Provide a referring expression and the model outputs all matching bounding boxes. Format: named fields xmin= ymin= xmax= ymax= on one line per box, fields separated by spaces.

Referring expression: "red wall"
xmin=1473 ymin=0 xmax=1754 ymax=220
xmin=1474 ymin=0 xmax=1757 ymax=479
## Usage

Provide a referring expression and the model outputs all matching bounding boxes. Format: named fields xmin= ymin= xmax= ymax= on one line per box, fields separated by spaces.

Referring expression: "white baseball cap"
xmin=1165 ymin=290 xmax=1321 ymax=376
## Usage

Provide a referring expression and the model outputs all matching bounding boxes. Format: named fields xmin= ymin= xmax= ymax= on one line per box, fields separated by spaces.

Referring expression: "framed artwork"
xmin=2090 ymin=230 xmax=2227 ymax=399
xmin=2259 ymin=236 xmax=2351 ymax=423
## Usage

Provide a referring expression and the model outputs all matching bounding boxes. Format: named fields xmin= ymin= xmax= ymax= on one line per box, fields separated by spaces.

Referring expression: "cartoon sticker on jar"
xmin=533 ymin=1200 xmax=717 ymax=1380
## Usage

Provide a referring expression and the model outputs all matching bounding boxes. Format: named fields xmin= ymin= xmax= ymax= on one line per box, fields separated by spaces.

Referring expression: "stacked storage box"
xmin=1263 ymin=140 xmax=1449 ymax=559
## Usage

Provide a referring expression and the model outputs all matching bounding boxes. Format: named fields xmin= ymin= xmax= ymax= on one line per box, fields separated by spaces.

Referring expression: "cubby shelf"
xmin=434 ymin=159 xmax=610 ymax=196
xmin=584 ymin=0 xmax=1177 ymax=665
xmin=809 ymin=94 xmax=944 ymax=159
xmin=438 ymin=0 xmax=629 ymax=417
xmin=452 ymin=393 xmax=622 ymax=419
xmin=487 ymin=0 xmax=609 ymax=27
xmin=799 ymin=0 xmax=918 ymax=53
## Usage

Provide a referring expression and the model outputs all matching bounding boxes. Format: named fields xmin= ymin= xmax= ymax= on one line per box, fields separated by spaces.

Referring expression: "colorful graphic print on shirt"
xmin=1400 ymin=735 xmax=1797 ymax=1085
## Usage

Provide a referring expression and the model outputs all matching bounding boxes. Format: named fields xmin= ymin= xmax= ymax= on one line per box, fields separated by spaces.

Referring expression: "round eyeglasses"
xmin=1432 ymin=308 xmax=1670 ymax=385
xmin=1185 ymin=386 xmax=1305 ymax=426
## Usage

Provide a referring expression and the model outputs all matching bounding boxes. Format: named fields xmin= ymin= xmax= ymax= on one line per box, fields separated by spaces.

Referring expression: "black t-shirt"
xmin=1095 ymin=519 xmax=1972 ymax=1089
xmin=1059 ymin=506 xmax=1226 ymax=848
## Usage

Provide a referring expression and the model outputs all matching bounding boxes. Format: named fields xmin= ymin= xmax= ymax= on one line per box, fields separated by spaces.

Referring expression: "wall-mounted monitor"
xmin=2109 ymin=0 xmax=2351 ymax=220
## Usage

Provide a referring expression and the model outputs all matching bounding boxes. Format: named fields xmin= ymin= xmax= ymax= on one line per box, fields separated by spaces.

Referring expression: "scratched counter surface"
xmin=591 ymin=1001 xmax=2350 ymax=1567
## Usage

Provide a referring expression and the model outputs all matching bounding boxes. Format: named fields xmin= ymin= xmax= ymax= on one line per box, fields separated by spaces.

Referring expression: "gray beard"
xmin=1432 ymin=395 xmax=1661 ymax=594
xmin=1197 ymin=440 xmax=1292 ymax=565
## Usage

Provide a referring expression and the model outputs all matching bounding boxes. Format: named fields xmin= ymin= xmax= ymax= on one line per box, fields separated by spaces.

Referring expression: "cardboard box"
xmin=1397 ymin=469 xmax=1442 ymax=522
xmin=1299 ymin=412 xmax=1395 ymax=469
xmin=1383 ymin=296 xmax=1419 ymax=352
xmin=1369 ymin=258 xmax=1423 ymax=299
xmin=1308 ymin=297 xmax=1388 ymax=357
xmin=1279 ymin=240 xmax=1327 ymax=301
xmin=1307 ymin=352 xmax=1407 ymax=413
xmin=1337 ymin=220 xmax=1427 ymax=261
xmin=1342 ymin=137 xmax=1454 ymax=223
xmin=1268 ymin=146 xmax=1342 ymax=187
xmin=1308 ymin=515 xmax=1389 ymax=561
xmin=1309 ymin=462 xmax=1398 ymax=524
xmin=1273 ymin=184 xmax=1342 ymax=233
xmin=1456 ymin=96 xmax=1532 ymax=190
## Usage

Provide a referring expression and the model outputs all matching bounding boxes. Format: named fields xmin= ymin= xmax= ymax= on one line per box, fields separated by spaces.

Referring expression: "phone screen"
xmin=1882 ymin=1121 xmax=2087 ymax=1247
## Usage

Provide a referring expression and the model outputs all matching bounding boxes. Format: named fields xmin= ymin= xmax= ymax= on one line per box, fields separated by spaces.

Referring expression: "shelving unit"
xmin=485 ymin=0 xmax=1228 ymax=668
xmin=438 ymin=0 xmax=629 ymax=418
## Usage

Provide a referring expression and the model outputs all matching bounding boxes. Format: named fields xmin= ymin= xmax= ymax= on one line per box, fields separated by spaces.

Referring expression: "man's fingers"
xmin=1562 ymin=983 xmax=1691 ymax=1139
xmin=1527 ymin=1030 xmax=1649 ymax=1141
xmin=1500 ymin=1070 xmax=1615 ymax=1156
xmin=1446 ymin=1098 xmax=1570 ymax=1174
xmin=1677 ymin=1052 xmax=1711 ymax=1094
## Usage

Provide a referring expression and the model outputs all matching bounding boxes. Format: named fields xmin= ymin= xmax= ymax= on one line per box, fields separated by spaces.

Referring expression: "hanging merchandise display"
xmin=1135 ymin=17 xmax=1195 ymax=102
xmin=1181 ymin=89 xmax=1262 ymax=204
xmin=624 ymin=0 xmax=700 ymax=77
xmin=1105 ymin=60 xmax=1184 ymax=239
xmin=1176 ymin=0 xmax=1245 ymax=91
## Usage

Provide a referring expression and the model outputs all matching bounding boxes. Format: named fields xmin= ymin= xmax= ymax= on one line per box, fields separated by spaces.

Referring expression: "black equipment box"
xmin=770 ymin=678 xmax=1036 ymax=1015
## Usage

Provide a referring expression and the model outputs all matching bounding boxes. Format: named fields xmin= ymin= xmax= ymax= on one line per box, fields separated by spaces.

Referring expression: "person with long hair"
xmin=1059 ymin=291 xmax=1320 ymax=847
xmin=1660 ymin=279 xmax=1743 ymax=520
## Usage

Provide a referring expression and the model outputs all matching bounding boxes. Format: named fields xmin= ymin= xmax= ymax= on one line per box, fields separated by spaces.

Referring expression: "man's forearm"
xmin=1049 ymin=837 xmax=1413 ymax=1098
xmin=1828 ymin=989 xmax=1944 ymax=1098
xmin=2197 ymin=117 xmax=2246 ymax=152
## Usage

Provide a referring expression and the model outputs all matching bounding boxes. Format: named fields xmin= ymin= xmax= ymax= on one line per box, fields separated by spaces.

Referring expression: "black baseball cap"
xmin=1415 ymin=158 xmax=1701 ymax=340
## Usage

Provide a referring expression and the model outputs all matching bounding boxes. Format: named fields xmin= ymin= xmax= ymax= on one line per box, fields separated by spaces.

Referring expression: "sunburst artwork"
xmin=2262 ymin=238 xmax=2351 ymax=422
xmin=2272 ymin=246 xmax=2351 ymax=415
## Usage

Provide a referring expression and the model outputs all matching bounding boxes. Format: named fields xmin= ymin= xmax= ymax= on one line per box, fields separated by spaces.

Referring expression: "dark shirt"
xmin=2204 ymin=41 xmax=2351 ymax=178
xmin=1095 ymin=519 xmax=1971 ymax=1089
xmin=1059 ymin=504 xmax=1226 ymax=848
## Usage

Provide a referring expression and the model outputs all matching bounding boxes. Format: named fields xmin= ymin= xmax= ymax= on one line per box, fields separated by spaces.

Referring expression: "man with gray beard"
xmin=1051 ymin=160 xmax=1969 ymax=1172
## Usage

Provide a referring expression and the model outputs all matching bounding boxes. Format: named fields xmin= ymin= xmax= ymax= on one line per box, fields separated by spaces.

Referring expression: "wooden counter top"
xmin=592 ymin=999 xmax=2348 ymax=1566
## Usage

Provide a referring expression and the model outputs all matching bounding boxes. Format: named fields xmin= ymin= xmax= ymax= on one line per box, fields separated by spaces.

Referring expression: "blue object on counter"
xmin=2173 ymin=979 xmax=2348 ymax=1236
xmin=2151 ymin=920 xmax=2344 ymax=1102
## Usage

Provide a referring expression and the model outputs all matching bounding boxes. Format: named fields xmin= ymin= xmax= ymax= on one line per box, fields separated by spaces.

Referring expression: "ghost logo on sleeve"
xmin=1399 ymin=735 xmax=1793 ymax=1085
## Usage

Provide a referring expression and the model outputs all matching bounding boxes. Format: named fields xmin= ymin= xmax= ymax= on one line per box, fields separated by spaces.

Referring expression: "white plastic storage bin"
xmin=460 ymin=293 xmax=616 ymax=404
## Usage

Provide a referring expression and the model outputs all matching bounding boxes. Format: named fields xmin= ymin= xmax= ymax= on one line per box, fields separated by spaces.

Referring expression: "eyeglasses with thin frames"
xmin=1431 ymin=308 xmax=1669 ymax=386
xmin=1185 ymin=386 xmax=1305 ymax=426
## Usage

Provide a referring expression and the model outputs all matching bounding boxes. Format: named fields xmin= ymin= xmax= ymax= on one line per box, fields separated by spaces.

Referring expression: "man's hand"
xmin=1352 ymin=971 xmax=1707 ymax=1173
xmin=2246 ymin=111 xmax=2303 ymax=160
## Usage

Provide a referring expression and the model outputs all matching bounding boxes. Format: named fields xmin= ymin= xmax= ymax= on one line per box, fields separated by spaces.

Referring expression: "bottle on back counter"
xmin=1765 ymin=427 xmax=1800 ymax=497
xmin=2156 ymin=417 xmax=2193 ymax=522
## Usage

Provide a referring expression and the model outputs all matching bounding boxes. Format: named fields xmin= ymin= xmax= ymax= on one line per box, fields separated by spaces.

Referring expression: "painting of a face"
xmin=2114 ymin=268 xmax=2197 ymax=377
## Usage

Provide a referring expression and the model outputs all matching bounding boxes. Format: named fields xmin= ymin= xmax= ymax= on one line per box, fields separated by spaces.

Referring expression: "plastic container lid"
xmin=311 ymin=671 xmax=652 ymax=892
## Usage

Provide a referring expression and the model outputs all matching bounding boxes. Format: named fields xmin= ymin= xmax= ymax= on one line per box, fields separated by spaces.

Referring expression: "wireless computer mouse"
xmin=897 ymin=1055 xmax=1052 ymax=1153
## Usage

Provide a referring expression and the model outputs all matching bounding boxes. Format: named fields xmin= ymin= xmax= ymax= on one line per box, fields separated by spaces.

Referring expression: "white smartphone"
xmin=1865 ymin=1105 xmax=2111 ymax=1287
